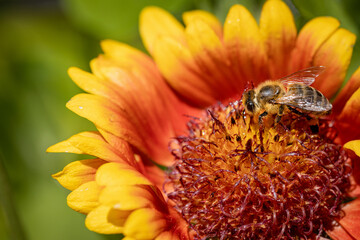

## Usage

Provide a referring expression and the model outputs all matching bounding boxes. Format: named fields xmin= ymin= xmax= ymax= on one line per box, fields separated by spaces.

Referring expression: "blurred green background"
xmin=0 ymin=0 xmax=359 ymax=239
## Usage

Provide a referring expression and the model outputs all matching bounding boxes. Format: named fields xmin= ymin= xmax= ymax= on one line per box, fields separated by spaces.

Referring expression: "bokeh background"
xmin=1 ymin=0 xmax=360 ymax=239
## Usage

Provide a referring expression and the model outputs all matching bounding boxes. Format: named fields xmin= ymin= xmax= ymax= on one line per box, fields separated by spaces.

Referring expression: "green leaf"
xmin=61 ymin=0 xmax=194 ymax=44
xmin=293 ymin=0 xmax=358 ymax=34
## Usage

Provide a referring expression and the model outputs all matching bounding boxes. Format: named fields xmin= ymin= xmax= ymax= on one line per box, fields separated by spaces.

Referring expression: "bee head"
xmin=243 ymin=89 xmax=257 ymax=114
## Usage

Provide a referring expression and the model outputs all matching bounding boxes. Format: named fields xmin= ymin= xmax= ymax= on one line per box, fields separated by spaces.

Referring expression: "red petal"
xmin=338 ymin=198 xmax=360 ymax=239
xmin=336 ymin=88 xmax=360 ymax=143
xmin=327 ymin=224 xmax=356 ymax=240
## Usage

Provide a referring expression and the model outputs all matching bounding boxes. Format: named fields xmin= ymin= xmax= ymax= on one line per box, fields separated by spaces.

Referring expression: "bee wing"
xmin=280 ymin=66 xmax=325 ymax=86
xmin=276 ymin=91 xmax=332 ymax=112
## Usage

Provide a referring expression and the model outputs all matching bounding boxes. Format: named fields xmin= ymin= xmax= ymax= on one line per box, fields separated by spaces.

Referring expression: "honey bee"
xmin=242 ymin=66 xmax=332 ymax=123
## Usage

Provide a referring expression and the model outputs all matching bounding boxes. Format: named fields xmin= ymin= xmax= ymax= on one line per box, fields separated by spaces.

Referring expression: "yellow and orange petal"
xmin=49 ymin=0 xmax=360 ymax=239
xmin=223 ymin=4 xmax=268 ymax=87
xmin=68 ymin=42 xmax=194 ymax=166
xmin=333 ymin=66 xmax=360 ymax=113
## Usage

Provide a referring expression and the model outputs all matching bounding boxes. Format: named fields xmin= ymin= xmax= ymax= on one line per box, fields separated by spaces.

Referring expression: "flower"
xmin=48 ymin=0 xmax=360 ymax=239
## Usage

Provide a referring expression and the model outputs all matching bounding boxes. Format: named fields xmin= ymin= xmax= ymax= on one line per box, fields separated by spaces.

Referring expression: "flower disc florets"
xmin=166 ymin=100 xmax=352 ymax=240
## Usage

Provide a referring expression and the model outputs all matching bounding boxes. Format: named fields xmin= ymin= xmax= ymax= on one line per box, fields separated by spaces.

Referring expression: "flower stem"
xmin=0 ymin=152 xmax=27 ymax=240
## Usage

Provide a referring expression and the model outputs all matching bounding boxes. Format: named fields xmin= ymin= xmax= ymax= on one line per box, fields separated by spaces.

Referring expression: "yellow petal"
xmin=186 ymin=19 xmax=224 ymax=56
xmin=290 ymin=17 xmax=340 ymax=71
xmin=312 ymin=28 xmax=356 ymax=98
xmin=96 ymin=162 xmax=151 ymax=187
xmin=223 ymin=4 xmax=268 ymax=85
xmin=260 ymin=0 xmax=297 ymax=78
xmin=67 ymin=181 xmax=101 ymax=214
xmin=140 ymin=6 xmax=185 ymax=54
xmin=123 ymin=238 xmax=136 ymax=240
xmin=344 ymin=140 xmax=360 ymax=157
xmin=47 ymin=139 xmax=82 ymax=154
xmin=47 ymin=131 xmax=103 ymax=154
xmin=52 ymin=158 xmax=106 ymax=191
xmin=183 ymin=10 xmax=222 ymax=38
xmin=124 ymin=208 xmax=167 ymax=239
xmin=85 ymin=205 xmax=130 ymax=234
xmin=100 ymin=185 xmax=163 ymax=211
xmin=101 ymin=40 xmax=155 ymax=71
xmin=68 ymin=67 xmax=116 ymax=101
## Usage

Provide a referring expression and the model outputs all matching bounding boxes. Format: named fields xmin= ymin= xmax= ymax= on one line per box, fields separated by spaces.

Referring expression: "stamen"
xmin=166 ymin=100 xmax=352 ymax=240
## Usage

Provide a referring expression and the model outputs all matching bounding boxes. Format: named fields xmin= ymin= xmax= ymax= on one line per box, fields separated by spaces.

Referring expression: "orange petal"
xmin=185 ymin=18 xmax=238 ymax=101
xmin=290 ymin=17 xmax=340 ymax=71
xmin=96 ymin=129 xmax=139 ymax=166
xmin=312 ymin=28 xmax=356 ymax=98
xmin=349 ymin=185 xmax=360 ymax=198
xmin=67 ymin=181 xmax=101 ymax=214
xmin=140 ymin=6 xmax=185 ymax=55
xmin=259 ymin=0 xmax=297 ymax=79
xmin=96 ymin=162 xmax=152 ymax=187
xmin=183 ymin=10 xmax=222 ymax=38
xmin=327 ymin=224 xmax=357 ymax=240
xmin=223 ymin=4 xmax=268 ymax=86
xmin=85 ymin=205 xmax=129 ymax=234
xmin=47 ymin=131 xmax=101 ymax=154
xmin=333 ymin=66 xmax=360 ymax=114
xmin=52 ymin=158 xmax=106 ymax=191
xmin=142 ymin=161 xmax=166 ymax=189
xmin=156 ymin=231 xmax=180 ymax=240
xmin=336 ymin=88 xmax=360 ymax=143
xmin=153 ymin=36 xmax=216 ymax=107
xmin=338 ymin=198 xmax=360 ymax=239
xmin=123 ymin=208 xmax=167 ymax=239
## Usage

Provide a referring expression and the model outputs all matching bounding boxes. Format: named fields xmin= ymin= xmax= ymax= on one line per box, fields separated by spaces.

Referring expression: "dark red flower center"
xmin=166 ymin=100 xmax=352 ymax=240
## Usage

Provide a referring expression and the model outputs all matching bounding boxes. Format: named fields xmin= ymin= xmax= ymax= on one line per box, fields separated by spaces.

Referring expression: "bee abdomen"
xmin=306 ymin=86 xmax=331 ymax=111
xmin=288 ymin=84 xmax=332 ymax=113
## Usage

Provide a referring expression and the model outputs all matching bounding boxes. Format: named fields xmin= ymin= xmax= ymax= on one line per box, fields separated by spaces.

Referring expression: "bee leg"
xmin=258 ymin=111 xmax=268 ymax=124
xmin=287 ymin=106 xmax=311 ymax=120
xmin=242 ymin=109 xmax=247 ymax=125
xmin=275 ymin=105 xmax=285 ymax=123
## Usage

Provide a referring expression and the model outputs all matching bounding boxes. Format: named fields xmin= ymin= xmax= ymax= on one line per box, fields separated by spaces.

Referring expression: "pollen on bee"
xmin=165 ymin=100 xmax=351 ymax=240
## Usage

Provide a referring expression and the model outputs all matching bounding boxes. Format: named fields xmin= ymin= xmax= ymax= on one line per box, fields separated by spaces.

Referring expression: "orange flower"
xmin=48 ymin=0 xmax=360 ymax=239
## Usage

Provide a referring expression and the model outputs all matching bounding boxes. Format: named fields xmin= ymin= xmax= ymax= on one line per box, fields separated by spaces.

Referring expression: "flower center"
xmin=166 ymin=100 xmax=352 ymax=240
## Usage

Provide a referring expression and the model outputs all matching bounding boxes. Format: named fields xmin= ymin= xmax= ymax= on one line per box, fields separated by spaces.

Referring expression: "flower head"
xmin=49 ymin=0 xmax=360 ymax=239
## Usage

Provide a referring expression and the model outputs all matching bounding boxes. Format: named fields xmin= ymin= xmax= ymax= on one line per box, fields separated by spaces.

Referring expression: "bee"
xmin=242 ymin=66 xmax=332 ymax=123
